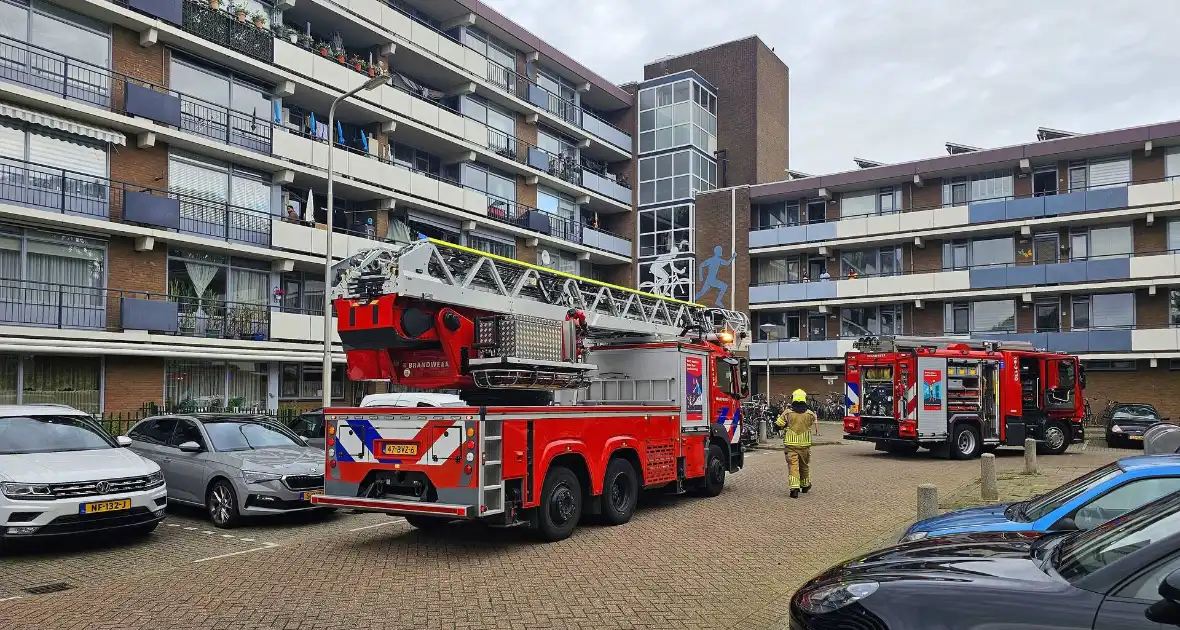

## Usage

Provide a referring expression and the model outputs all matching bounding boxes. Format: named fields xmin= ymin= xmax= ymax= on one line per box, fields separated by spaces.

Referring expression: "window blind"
xmin=840 ymin=190 xmax=875 ymax=217
xmin=972 ymin=300 xmax=1015 ymax=333
xmin=1088 ymin=157 xmax=1130 ymax=189
xmin=1091 ymin=293 xmax=1134 ymax=329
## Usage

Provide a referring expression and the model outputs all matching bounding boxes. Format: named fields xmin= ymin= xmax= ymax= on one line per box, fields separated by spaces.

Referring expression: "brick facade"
xmin=909 ymin=177 xmax=942 ymax=211
xmin=104 ymin=356 xmax=166 ymax=413
xmin=693 ymin=186 xmax=750 ymax=312
xmin=1132 ymin=148 xmax=1165 ymax=183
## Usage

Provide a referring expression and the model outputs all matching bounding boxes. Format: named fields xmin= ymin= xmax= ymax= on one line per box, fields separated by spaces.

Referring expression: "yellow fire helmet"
xmin=792 ymin=389 xmax=807 ymax=403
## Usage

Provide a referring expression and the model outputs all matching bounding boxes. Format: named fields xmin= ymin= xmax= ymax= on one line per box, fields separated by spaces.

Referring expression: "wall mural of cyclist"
xmin=638 ymin=239 xmax=694 ymax=301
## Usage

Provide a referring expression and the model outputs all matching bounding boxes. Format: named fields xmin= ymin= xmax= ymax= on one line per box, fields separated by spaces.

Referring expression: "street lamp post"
xmin=758 ymin=322 xmax=777 ymax=443
xmin=322 ymin=73 xmax=390 ymax=409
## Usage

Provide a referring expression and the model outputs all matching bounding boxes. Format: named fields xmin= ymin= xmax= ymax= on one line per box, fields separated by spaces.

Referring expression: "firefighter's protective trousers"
xmin=776 ymin=410 xmax=817 ymax=490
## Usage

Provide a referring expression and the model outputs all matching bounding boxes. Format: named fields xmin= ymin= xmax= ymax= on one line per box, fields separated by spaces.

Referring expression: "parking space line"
xmin=348 ymin=519 xmax=403 ymax=532
xmin=0 ymin=596 xmax=23 ymax=603
xmin=183 ymin=527 xmax=197 ymax=531
xmin=192 ymin=542 xmax=278 ymax=564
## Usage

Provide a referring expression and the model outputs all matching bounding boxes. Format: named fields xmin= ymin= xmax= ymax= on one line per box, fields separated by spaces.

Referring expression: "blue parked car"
xmin=899 ymin=455 xmax=1180 ymax=543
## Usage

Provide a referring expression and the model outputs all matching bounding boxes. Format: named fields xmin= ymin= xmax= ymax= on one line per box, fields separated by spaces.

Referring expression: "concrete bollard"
xmin=917 ymin=484 xmax=938 ymax=521
xmin=1025 ymin=438 xmax=1038 ymax=474
xmin=981 ymin=453 xmax=998 ymax=501
xmin=757 ymin=417 xmax=767 ymax=444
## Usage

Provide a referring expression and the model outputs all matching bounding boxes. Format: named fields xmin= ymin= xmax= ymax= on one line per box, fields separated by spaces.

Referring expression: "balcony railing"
xmin=0 ymin=156 xmax=272 ymax=246
xmin=0 ymin=35 xmax=272 ymax=155
xmin=0 ymin=277 xmax=109 ymax=330
xmin=180 ymin=0 xmax=273 ymax=62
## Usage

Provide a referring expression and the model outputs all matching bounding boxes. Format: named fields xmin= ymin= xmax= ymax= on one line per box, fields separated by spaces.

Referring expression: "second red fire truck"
xmin=311 ymin=239 xmax=751 ymax=541
xmin=842 ymin=335 xmax=1086 ymax=459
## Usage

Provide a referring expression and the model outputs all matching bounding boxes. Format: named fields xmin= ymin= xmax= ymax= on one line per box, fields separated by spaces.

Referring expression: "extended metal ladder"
xmin=853 ymin=335 xmax=1038 ymax=353
xmin=332 ymin=238 xmax=749 ymax=342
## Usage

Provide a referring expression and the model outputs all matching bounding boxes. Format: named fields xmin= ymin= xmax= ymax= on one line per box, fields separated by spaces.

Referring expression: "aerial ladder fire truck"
xmin=310 ymin=238 xmax=751 ymax=541
xmin=842 ymin=335 xmax=1086 ymax=460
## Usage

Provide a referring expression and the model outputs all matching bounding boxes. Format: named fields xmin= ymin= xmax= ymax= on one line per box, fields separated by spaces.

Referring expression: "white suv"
xmin=0 ymin=405 xmax=167 ymax=548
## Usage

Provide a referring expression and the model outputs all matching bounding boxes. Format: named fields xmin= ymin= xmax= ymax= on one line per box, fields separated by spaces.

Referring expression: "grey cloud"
xmin=483 ymin=0 xmax=1180 ymax=174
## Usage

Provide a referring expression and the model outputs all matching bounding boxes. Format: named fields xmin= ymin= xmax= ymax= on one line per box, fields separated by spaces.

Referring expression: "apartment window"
xmin=0 ymin=226 xmax=105 ymax=324
xmin=1083 ymin=360 xmax=1137 ymax=372
xmin=840 ymin=187 xmax=901 ymax=217
xmin=945 ymin=300 xmax=1015 ymax=334
xmin=1033 ymin=166 xmax=1058 ymax=197
xmin=169 ymin=52 xmax=271 ymax=149
xmin=537 ymin=127 xmax=577 ymax=160
xmin=461 ymin=97 xmax=515 ymax=153
xmin=754 ymin=257 xmax=798 ymax=285
xmin=942 ymin=170 xmax=1013 ymax=205
xmin=943 ymin=240 xmax=969 ymax=271
xmin=754 ymin=201 xmax=800 ymax=228
xmin=808 ymin=312 xmax=827 ymax=340
xmin=2 ymin=0 xmax=111 ymax=106
xmin=1033 ymin=232 xmax=1059 ymax=264
xmin=841 ymin=304 xmax=903 ymax=338
xmin=165 ymin=360 xmax=268 ymax=411
xmin=878 ymin=186 xmax=901 ymax=213
xmin=461 ymin=27 xmax=515 ymax=86
xmin=537 ymin=248 xmax=577 ymax=275
xmin=970 ymin=236 xmax=1015 ymax=268
xmin=1034 ymin=298 xmax=1061 ymax=332
xmin=755 ymin=311 xmax=802 ymax=340
xmin=537 ymin=187 xmax=576 ymax=223
xmin=392 ymin=143 xmax=442 ymax=177
xmin=0 ymin=120 xmax=109 ymax=215
xmin=806 ymin=199 xmax=826 ymax=223
xmin=0 ymin=354 xmax=101 ymax=413
xmin=639 ymin=150 xmax=692 ymax=205
xmin=167 ymin=248 xmax=269 ymax=322
xmin=1071 ymin=293 xmax=1134 ymax=330
xmin=1167 ymin=147 xmax=1180 ymax=181
xmin=462 ymin=163 xmax=515 ymax=217
xmin=840 ymin=246 xmax=901 ymax=278
xmin=279 ymin=362 xmax=344 ymax=400
xmin=1168 ymin=218 xmax=1180 ymax=253
xmin=468 ymin=234 xmax=515 ymax=259
xmin=1068 ymin=155 xmax=1131 ymax=191
xmin=535 ymin=67 xmax=577 ymax=123
xmin=405 ymin=217 xmax=459 ymax=244
xmin=638 ymin=203 xmax=692 ymax=258
xmin=690 ymin=81 xmax=718 ymax=154
xmin=169 ymin=151 xmax=270 ymax=216
xmin=1170 ymin=289 xmax=1180 ymax=327
xmin=279 ymin=270 xmax=324 ymax=315
xmin=1069 ymin=225 xmax=1132 ymax=260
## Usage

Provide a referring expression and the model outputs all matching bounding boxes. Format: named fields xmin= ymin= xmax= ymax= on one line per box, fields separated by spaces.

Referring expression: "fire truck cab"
xmin=842 ymin=335 xmax=1085 ymax=459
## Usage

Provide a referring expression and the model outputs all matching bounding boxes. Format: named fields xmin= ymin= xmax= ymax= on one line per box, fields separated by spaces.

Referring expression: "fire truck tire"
xmin=600 ymin=458 xmax=638 ymax=526
xmin=537 ymin=466 xmax=582 ymax=542
xmin=699 ymin=444 xmax=727 ymax=498
xmin=403 ymin=515 xmax=449 ymax=531
xmin=1038 ymin=421 xmax=1070 ymax=455
xmin=950 ymin=424 xmax=982 ymax=460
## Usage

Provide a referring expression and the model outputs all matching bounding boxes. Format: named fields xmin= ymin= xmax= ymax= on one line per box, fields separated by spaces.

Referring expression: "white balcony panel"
xmin=409 ymin=170 xmax=440 ymax=199
xmin=837 ymin=278 xmax=868 ymax=298
xmin=437 ymin=180 xmax=465 ymax=209
xmin=1128 ymin=181 xmax=1174 ymax=207
xmin=349 ymin=152 xmax=386 ymax=186
xmin=378 ymin=85 xmax=412 ymax=115
xmin=271 ymin=311 xmax=315 ymax=342
xmin=932 ymin=270 xmax=970 ymax=291
xmin=271 ymin=130 xmax=313 ymax=164
xmin=274 ymin=40 xmax=313 ymax=75
xmin=378 ymin=4 xmax=413 ymax=35
xmin=1130 ymin=253 xmax=1180 ymax=278
xmin=438 ymin=109 xmax=466 ymax=139
xmin=836 ymin=217 xmax=867 ymax=239
xmin=865 ymin=213 xmax=900 ymax=236
xmin=464 ymin=118 xmax=488 ymax=147
xmin=1132 ymin=328 xmax=1180 ymax=352
xmin=834 ymin=340 xmax=856 ymax=357
xmin=312 ymin=55 xmax=352 ymax=90
xmin=933 ymin=205 xmax=968 ymax=228
xmin=386 ymin=163 xmax=412 ymax=191
xmin=331 ymin=231 xmax=350 ymax=258
xmin=464 ymin=189 xmax=489 ymax=216
xmin=409 ymin=19 xmax=439 ymax=54
xmin=309 ymin=140 xmax=329 ymax=170
xmin=462 ymin=48 xmax=488 ymax=80
xmin=436 ymin=36 xmax=466 ymax=69
xmin=1173 ymin=178 xmax=1180 ymax=202
xmin=865 ymin=275 xmax=913 ymax=296
xmin=272 ymin=219 xmax=316 ymax=253
xmin=898 ymin=208 xmax=936 ymax=232
xmin=410 ymin=96 xmax=440 ymax=129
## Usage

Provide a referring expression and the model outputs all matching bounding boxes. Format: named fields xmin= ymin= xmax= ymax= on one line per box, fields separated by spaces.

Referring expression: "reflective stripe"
xmin=783 ymin=429 xmax=811 ymax=447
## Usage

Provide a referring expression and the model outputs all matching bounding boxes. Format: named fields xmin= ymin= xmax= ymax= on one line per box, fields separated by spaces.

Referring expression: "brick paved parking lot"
xmin=0 ymin=441 xmax=1124 ymax=630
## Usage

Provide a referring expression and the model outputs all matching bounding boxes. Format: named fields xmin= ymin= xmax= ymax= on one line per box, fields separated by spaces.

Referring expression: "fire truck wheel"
xmin=600 ymin=458 xmax=638 ymax=526
xmin=537 ymin=466 xmax=582 ymax=542
xmin=700 ymin=444 xmax=727 ymax=497
xmin=950 ymin=424 xmax=982 ymax=460
xmin=1038 ymin=421 xmax=1070 ymax=455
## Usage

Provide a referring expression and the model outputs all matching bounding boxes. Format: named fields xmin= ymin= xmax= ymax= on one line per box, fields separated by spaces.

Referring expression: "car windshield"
xmin=0 ymin=414 xmax=115 ymax=454
xmin=1112 ymin=405 xmax=1157 ymax=420
xmin=202 ymin=420 xmax=304 ymax=451
xmin=1021 ymin=463 xmax=1122 ymax=521
xmin=1055 ymin=493 xmax=1180 ymax=582
xmin=292 ymin=415 xmax=323 ymax=438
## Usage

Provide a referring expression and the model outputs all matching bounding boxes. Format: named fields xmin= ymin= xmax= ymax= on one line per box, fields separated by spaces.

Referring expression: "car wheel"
xmin=206 ymin=480 xmax=241 ymax=529
xmin=1038 ymin=421 xmax=1069 ymax=455
xmin=951 ymin=423 xmax=982 ymax=460
xmin=600 ymin=457 xmax=638 ymax=526
xmin=536 ymin=465 xmax=582 ymax=542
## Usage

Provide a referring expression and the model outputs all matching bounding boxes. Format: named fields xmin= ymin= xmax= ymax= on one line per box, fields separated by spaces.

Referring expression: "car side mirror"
xmin=1146 ymin=570 xmax=1180 ymax=625
xmin=116 ymin=435 xmax=132 ymax=447
xmin=1050 ymin=517 xmax=1078 ymax=531
xmin=177 ymin=441 xmax=203 ymax=453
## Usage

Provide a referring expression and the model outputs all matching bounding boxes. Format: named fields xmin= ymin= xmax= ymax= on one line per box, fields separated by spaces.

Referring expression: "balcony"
xmin=580 ymin=227 xmax=632 ymax=258
xmin=749 ymin=340 xmax=856 ymax=361
xmin=975 ymin=330 xmax=1134 ymax=353
xmin=0 ymin=35 xmax=273 ymax=155
xmin=580 ymin=164 xmax=632 ymax=205
xmin=180 ymin=0 xmax=273 ymax=63
xmin=0 ymin=156 xmax=272 ymax=247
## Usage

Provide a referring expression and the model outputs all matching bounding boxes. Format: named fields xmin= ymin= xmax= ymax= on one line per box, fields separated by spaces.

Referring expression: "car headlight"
xmin=899 ymin=530 xmax=928 ymax=543
xmin=796 ymin=581 xmax=880 ymax=615
xmin=1 ymin=482 xmax=53 ymax=499
xmin=1110 ymin=425 xmax=1123 ymax=433
xmin=241 ymin=470 xmax=281 ymax=484
xmin=144 ymin=471 xmax=165 ymax=489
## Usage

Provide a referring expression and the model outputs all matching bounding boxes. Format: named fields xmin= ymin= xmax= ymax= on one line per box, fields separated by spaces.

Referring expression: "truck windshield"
xmin=715 ymin=359 xmax=736 ymax=396
xmin=1021 ymin=463 xmax=1122 ymax=521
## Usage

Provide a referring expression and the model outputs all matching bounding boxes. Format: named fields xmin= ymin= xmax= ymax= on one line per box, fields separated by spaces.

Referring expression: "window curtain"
xmin=166 ymin=361 xmax=227 ymax=410
xmin=0 ymin=236 xmax=19 ymax=305
xmin=184 ymin=261 xmax=218 ymax=335
xmin=840 ymin=190 xmax=876 ymax=217
xmin=230 ymin=268 xmax=267 ymax=305
xmin=225 ymin=361 xmax=266 ymax=410
xmin=1090 ymin=226 xmax=1132 ymax=258
xmin=387 ymin=216 xmax=412 ymax=243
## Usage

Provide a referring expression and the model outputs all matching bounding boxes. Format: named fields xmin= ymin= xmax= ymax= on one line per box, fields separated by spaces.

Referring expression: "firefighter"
xmin=776 ymin=388 xmax=818 ymax=498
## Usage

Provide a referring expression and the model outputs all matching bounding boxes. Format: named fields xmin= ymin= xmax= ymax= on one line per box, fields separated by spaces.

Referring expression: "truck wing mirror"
xmin=737 ymin=358 xmax=750 ymax=398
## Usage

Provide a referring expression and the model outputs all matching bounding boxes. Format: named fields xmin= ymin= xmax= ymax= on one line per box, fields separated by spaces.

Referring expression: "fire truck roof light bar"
xmin=331 ymin=239 xmax=750 ymax=343
xmin=854 ymin=335 xmax=1039 ymax=353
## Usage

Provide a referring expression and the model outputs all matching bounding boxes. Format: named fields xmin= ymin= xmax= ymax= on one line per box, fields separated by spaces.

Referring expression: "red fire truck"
xmin=310 ymin=239 xmax=751 ymax=541
xmin=842 ymin=336 xmax=1086 ymax=459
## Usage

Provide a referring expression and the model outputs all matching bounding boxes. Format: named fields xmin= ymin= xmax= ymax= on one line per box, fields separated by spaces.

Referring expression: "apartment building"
xmin=711 ymin=121 xmax=1180 ymax=418
xmin=0 ymin=0 xmax=640 ymax=414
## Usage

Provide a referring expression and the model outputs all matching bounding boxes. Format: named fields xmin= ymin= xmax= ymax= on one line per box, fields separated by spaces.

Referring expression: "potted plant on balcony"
xmin=297 ymin=32 xmax=313 ymax=49
xmin=335 ymin=47 xmax=347 ymax=64
xmin=208 ymin=0 xmax=221 ymax=10
xmin=248 ymin=305 xmax=268 ymax=341
xmin=231 ymin=4 xmax=248 ymax=22
xmin=251 ymin=10 xmax=267 ymax=29
xmin=316 ymin=40 xmax=331 ymax=57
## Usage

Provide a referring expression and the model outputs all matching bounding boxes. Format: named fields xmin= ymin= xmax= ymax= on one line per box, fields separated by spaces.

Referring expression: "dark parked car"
xmin=789 ymin=490 xmax=1180 ymax=629
xmin=289 ymin=409 xmax=325 ymax=450
xmin=1107 ymin=403 xmax=1167 ymax=448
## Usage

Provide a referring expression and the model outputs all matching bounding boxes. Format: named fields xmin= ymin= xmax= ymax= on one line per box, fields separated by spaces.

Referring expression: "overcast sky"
xmin=483 ymin=0 xmax=1180 ymax=175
